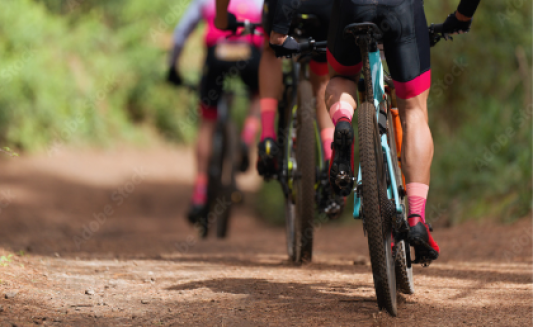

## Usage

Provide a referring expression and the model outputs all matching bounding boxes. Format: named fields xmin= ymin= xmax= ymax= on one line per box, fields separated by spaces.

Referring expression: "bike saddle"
xmin=343 ymin=22 xmax=383 ymax=42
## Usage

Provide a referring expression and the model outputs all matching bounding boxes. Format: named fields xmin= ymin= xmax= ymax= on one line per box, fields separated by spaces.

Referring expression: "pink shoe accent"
xmin=260 ymin=98 xmax=278 ymax=141
xmin=327 ymin=48 xmax=363 ymax=76
xmin=191 ymin=174 xmax=208 ymax=205
xmin=330 ymin=101 xmax=354 ymax=125
xmin=241 ymin=116 xmax=260 ymax=146
xmin=309 ymin=60 xmax=329 ymax=76
xmin=393 ymin=70 xmax=431 ymax=99
xmin=320 ymin=128 xmax=334 ymax=161
xmin=406 ymin=183 xmax=429 ymax=223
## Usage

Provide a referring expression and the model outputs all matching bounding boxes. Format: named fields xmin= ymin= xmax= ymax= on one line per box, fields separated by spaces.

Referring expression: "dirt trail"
xmin=0 ymin=146 xmax=530 ymax=326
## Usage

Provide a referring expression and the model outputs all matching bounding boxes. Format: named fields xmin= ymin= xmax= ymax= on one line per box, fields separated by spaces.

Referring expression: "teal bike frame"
xmin=353 ymin=49 xmax=403 ymax=219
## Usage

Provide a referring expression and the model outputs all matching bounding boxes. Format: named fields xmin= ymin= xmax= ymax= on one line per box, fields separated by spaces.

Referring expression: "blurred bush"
xmin=0 ymin=0 xmax=205 ymax=151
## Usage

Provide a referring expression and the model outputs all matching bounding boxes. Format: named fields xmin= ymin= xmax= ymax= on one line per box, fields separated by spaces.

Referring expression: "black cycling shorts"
xmin=328 ymin=0 xmax=431 ymax=99
xmin=263 ymin=0 xmax=331 ymax=73
xmin=199 ymin=44 xmax=260 ymax=120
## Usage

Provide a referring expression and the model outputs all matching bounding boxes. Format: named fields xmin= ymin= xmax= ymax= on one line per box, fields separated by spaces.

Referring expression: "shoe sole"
xmin=410 ymin=236 xmax=439 ymax=264
xmin=329 ymin=123 xmax=354 ymax=196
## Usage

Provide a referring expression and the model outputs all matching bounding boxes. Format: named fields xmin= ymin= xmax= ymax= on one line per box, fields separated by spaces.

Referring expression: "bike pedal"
xmin=335 ymin=171 xmax=353 ymax=189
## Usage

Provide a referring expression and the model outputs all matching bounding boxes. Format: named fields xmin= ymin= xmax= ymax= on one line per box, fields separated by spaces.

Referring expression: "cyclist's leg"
xmin=380 ymin=0 xmax=439 ymax=259
xmin=257 ymin=2 xmax=283 ymax=176
xmin=324 ymin=0 xmax=367 ymax=195
xmin=239 ymin=46 xmax=262 ymax=172
xmin=191 ymin=47 xmax=225 ymax=209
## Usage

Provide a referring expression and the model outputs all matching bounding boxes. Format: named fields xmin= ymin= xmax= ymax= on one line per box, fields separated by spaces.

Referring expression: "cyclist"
xmin=167 ymin=0 xmax=264 ymax=222
xmin=216 ymin=0 xmax=344 ymax=218
xmin=319 ymin=0 xmax=480 ymax=263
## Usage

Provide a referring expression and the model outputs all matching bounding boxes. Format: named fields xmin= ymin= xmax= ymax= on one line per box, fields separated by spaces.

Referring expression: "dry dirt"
xmin=0 ymin=146 xmax=530 ymax=326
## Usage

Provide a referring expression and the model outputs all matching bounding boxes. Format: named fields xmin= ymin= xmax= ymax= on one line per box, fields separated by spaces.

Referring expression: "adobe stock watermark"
xmin=0 ymin=48 xmax=36 ymax=89
xmin=150 ymin=2 xmax=189 ymax=44
xmin=498 ymin=0 xmax=527 ymax=26
xmin=174 ymin=194 xmax=233 ymax=254
xmin=503 ymin=230 xmax=532 ymax=262
xmin=73 ymin=167 xmax=148 ymax=249
xmin=428 ymin=57 xmax=468 ymax=107
xmin=475 ymin=103 xmax=533 ymax=170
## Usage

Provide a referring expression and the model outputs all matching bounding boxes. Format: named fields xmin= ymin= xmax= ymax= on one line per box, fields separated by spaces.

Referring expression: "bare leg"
xmin=310 ymin=72 xmax=332 ymax=131
xmin=195 ymin=119 xmax=216 ymax=177
xmin=397 ymin=89 xmax=433 ymax=185
xmin=325 ymin=76 xmax=358 ymax=111
xmin=259 ymin=38 xmax=283 ymax=100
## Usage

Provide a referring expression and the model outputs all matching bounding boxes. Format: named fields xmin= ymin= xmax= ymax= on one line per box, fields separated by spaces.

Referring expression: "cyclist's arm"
xmin=270 ymin=0 xmax=299 ymax=45
xmin=168 ymin=0 xmax=205 ymax=67
xmin=214 ymin=0 xmax=231 ymax=30
xmin=456 ymin=0 xmax=481 ymax=19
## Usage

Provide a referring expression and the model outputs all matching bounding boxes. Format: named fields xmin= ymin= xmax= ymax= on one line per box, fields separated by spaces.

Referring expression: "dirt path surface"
xmin=0 ymin=147 xmax=530 ymax=326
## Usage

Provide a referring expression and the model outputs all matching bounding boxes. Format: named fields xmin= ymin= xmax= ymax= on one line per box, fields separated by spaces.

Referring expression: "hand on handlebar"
xmin=442 ymin=11 xmax=472 ymax=34
xmin=270 ymin=36 xmax=300 ymax=58
xmin=166 ymin=66 xmax=182 ymax=86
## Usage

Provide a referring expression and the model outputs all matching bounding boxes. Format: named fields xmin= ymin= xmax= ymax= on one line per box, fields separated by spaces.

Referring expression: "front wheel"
xmin=358 ymin=102 xmax=397 ymax=316
xmin=294 ymin=80 xmax=316 ymax=264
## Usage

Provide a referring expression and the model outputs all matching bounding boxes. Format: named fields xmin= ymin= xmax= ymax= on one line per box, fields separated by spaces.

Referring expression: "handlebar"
xmin=298 ymin=39 xmax=327 ymax=54
xmin=429 ymin=23 xmax=452 ymax=47
xmin=227 ymin=20 xmax=263 ymax=38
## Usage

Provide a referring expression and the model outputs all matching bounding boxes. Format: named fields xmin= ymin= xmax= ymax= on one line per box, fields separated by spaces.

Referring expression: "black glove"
xmin=166 ymin=66 xmax=182 ymax=86
xmin=442 ymin=12 xmax=472 ymax=34
xmin=223 ymin=12 xmax=239 ymax=32
xmin=270 ymin=36 xmax=300 ymax=58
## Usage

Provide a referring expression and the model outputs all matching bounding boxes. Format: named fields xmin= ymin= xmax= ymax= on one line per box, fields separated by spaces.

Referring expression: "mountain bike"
xmin=195 ymin=21 xmax=263 ymax=238
xmin=339 ymin=22 xmax=447 ymax=315
xmin=268 ymin=16 xmax=334 ymax=264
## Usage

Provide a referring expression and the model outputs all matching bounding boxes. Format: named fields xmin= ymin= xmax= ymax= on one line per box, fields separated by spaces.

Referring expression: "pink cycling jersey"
xmin=169 ymin=0 xmax=263 ymax=66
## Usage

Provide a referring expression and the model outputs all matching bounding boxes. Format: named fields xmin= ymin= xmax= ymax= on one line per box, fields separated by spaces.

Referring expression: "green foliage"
xmin=0 ymin=0 xmax=199 ymax=151
xmin=425 ymin=0 xmax=532 ymax=223
xmin=0 ymin=254 xmax=13 ymax=267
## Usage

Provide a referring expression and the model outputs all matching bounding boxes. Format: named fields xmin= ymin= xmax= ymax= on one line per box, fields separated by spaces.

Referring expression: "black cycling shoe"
xmin=408 ymin=214 xmax=440 ymax=266
xmin=239 ymin=141 xmax=250 ymax=173
xmin=187 ymin=204 xmax=208 ymax=225
xmin=318 ymin=161 xmax=345 ymax=219
xmin=257 ymin=138 xmax=279 ymax=179
xmin=329 ymin=118 xmax=355 ymax=197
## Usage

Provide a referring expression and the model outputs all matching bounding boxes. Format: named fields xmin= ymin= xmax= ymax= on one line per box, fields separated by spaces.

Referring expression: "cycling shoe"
xmin=318 ymin=161 xmax=345 ymax=219
xmin=408 ymin=214 xmax=440 ymax=265
xmin=329 ymin=118 xmax=355 ymax=196
xmin=257 ymin=138 xmax=279 ymax=179
xmin=187 ymin=204 xmax=208 ymax=225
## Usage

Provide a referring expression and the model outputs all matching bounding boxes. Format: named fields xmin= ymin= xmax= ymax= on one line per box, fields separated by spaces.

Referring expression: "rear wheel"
xmin=387 ymin=110 xmax=415 ymax=294
xmin=207 ymin=117 xmax=237 ymax=239
xmin=294 ymin=80 xmax=316 ymax=264
xmin=215 ymin=121 xmax=238 ymax=238
xmin=359 ymin=102 xmax=397 ymax=316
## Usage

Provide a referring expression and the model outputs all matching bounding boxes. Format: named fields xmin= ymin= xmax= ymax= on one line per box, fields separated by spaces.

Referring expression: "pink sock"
xmin=330 ymin=101 xmax=354 ymax=125
xmin=406 ymin=183 xmax=429 ymax=223
xmin=241 ymin=116 xmax=260 ymax=146
xmin=260 ymin=98 xmax=278 ymax=141
xmin=320 ymin=128 xmax=334 ymax=161
xmin=191 ymin=174 xmax=208 ymax=205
